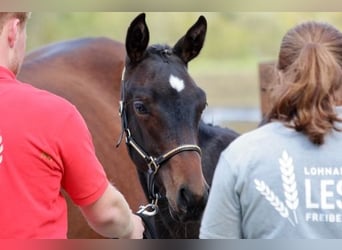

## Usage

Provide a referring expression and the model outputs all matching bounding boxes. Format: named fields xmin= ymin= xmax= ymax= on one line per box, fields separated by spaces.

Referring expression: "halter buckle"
xmin=147 ymin=156 xmax=160 ymax=174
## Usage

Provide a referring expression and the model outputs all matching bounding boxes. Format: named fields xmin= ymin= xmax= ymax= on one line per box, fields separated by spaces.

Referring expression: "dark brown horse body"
xmin=18 ymin=14 xmax=239 ymax=238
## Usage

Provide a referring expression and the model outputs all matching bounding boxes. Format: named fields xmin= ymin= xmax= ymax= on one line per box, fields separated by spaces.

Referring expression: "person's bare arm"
xmin=80 ymin=183 xmax=144 ymax=239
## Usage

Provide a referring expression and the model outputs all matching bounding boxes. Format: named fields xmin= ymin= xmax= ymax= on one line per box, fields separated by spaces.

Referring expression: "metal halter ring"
xmin=136 ymin=199 xmax=159 ymax=217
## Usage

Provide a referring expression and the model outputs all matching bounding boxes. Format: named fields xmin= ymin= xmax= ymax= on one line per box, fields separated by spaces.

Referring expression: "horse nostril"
xmin=178 ymin=186 xmax=207 ymax=218
xmin=175 ymin=187 xmax=207 ymax=222
xmin=179 ymin=186 xmax=192 ymax=209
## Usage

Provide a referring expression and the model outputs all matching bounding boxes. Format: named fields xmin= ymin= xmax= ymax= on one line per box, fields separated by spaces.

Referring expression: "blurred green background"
xmin=25 ymin=12 xmax=342 ymax=133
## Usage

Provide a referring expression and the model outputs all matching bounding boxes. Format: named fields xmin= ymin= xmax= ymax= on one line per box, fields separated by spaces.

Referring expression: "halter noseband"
xmin=116 ymin=67 xmax=202 ymax=216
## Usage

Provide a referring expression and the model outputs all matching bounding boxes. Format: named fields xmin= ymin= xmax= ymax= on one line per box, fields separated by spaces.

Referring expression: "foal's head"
xmin=120 ymin=13 xmax=208 ymax=222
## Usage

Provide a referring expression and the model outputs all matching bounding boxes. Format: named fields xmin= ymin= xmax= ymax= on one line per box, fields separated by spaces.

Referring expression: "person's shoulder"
xmin=216 ymin=122 xmax=287 ymax=174
xmin=223 ymin=121 xmax=285 ymax=156
xmin=19 ymin=82 xmax=77 ymax=113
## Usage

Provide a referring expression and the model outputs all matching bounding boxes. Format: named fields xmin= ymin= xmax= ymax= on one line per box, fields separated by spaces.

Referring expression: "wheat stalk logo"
xmin=254 ymin=150 xmax=299 ymax=227
xmin=0 ymin=135 xmax=3 ymax=164
xmin=254 ymin=179 xmax=295 ymax=226
xmin=279 ymin=150 xmax=299 ymax=224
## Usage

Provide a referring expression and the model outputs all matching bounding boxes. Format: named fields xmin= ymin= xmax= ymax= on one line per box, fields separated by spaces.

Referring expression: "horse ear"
xmin=125 ymin=13 xmax=150 ymax=63
xmin=173 ymin=16 xmax=207 ymax=64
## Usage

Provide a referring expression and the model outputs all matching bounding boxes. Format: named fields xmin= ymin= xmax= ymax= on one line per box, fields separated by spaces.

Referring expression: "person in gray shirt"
xmin=200 ymin=21 xmax=342 ymax=239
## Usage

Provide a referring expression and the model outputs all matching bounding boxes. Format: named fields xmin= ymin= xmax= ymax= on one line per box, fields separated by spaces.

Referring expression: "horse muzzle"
xmin=169 ymin=184 xmax=209 ymax=222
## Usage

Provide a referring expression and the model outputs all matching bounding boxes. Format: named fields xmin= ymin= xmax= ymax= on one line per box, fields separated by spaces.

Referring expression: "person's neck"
xmin=0 ymin=62 xmax=10 ymax=70
xmin=0 ymin=44 xmax=11 ymax=70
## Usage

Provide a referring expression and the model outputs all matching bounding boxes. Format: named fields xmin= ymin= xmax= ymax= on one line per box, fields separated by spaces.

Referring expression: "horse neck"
xmin=198 ymin=120 xmax=239 ymax=185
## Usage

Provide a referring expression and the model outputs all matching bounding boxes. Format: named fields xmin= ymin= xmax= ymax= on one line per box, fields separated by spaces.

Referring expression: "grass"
xmin=222 ymin=121 xmax=260 ymax=134
xmin=190 ymin=58 xmax=262 ymax=108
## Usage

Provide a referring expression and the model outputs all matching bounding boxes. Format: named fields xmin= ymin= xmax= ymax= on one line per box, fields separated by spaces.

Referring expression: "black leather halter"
xmin=116 ymin=67 xmax=202 ymax=217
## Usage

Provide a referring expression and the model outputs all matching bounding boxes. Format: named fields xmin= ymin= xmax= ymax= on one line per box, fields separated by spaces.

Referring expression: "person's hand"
xmin=122 ymin=213 xmax=145 ymax=239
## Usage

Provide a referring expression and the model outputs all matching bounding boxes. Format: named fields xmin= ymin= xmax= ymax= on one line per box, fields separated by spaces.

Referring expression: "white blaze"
xmin=169 ymin=74 xmax=184 ymax=92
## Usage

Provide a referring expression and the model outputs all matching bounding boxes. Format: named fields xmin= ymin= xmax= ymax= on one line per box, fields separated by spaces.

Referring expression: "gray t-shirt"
xmin=200 ymin=106 xmax=342 ymax=239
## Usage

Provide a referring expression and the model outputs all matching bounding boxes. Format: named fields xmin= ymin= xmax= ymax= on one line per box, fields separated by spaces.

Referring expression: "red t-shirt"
xmin=0 ymin=66 xmax=108 ymax=238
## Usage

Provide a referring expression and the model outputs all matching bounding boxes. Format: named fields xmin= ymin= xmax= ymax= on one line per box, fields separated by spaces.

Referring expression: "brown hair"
xmin=268 ymin=21 xmax=342 ymax=145
xmin=0 ymin=12 xmax=30 ymax=31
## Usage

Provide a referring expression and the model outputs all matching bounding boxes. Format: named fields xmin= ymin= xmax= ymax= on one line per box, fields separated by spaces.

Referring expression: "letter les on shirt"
xmin=321 ymin=180 xmax=335 ymax=210
xmin=336 ymin=180 xmax=342 ymax=209
xmin=305 ymin=179 xmax=319 ymax=209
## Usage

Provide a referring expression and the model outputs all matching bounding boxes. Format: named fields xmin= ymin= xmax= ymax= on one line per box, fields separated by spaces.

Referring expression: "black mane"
xmin=147 ymin=44 xmax=174 ymax=64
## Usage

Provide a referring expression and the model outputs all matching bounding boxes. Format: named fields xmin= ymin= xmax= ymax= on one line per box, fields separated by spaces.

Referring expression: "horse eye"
xmin=133 ymin=101 xmax=148 ymax=114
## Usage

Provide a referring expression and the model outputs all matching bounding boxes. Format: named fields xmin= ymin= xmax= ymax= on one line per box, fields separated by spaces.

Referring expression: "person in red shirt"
xmin=0 ymin=12 xmax=144 ymax=239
